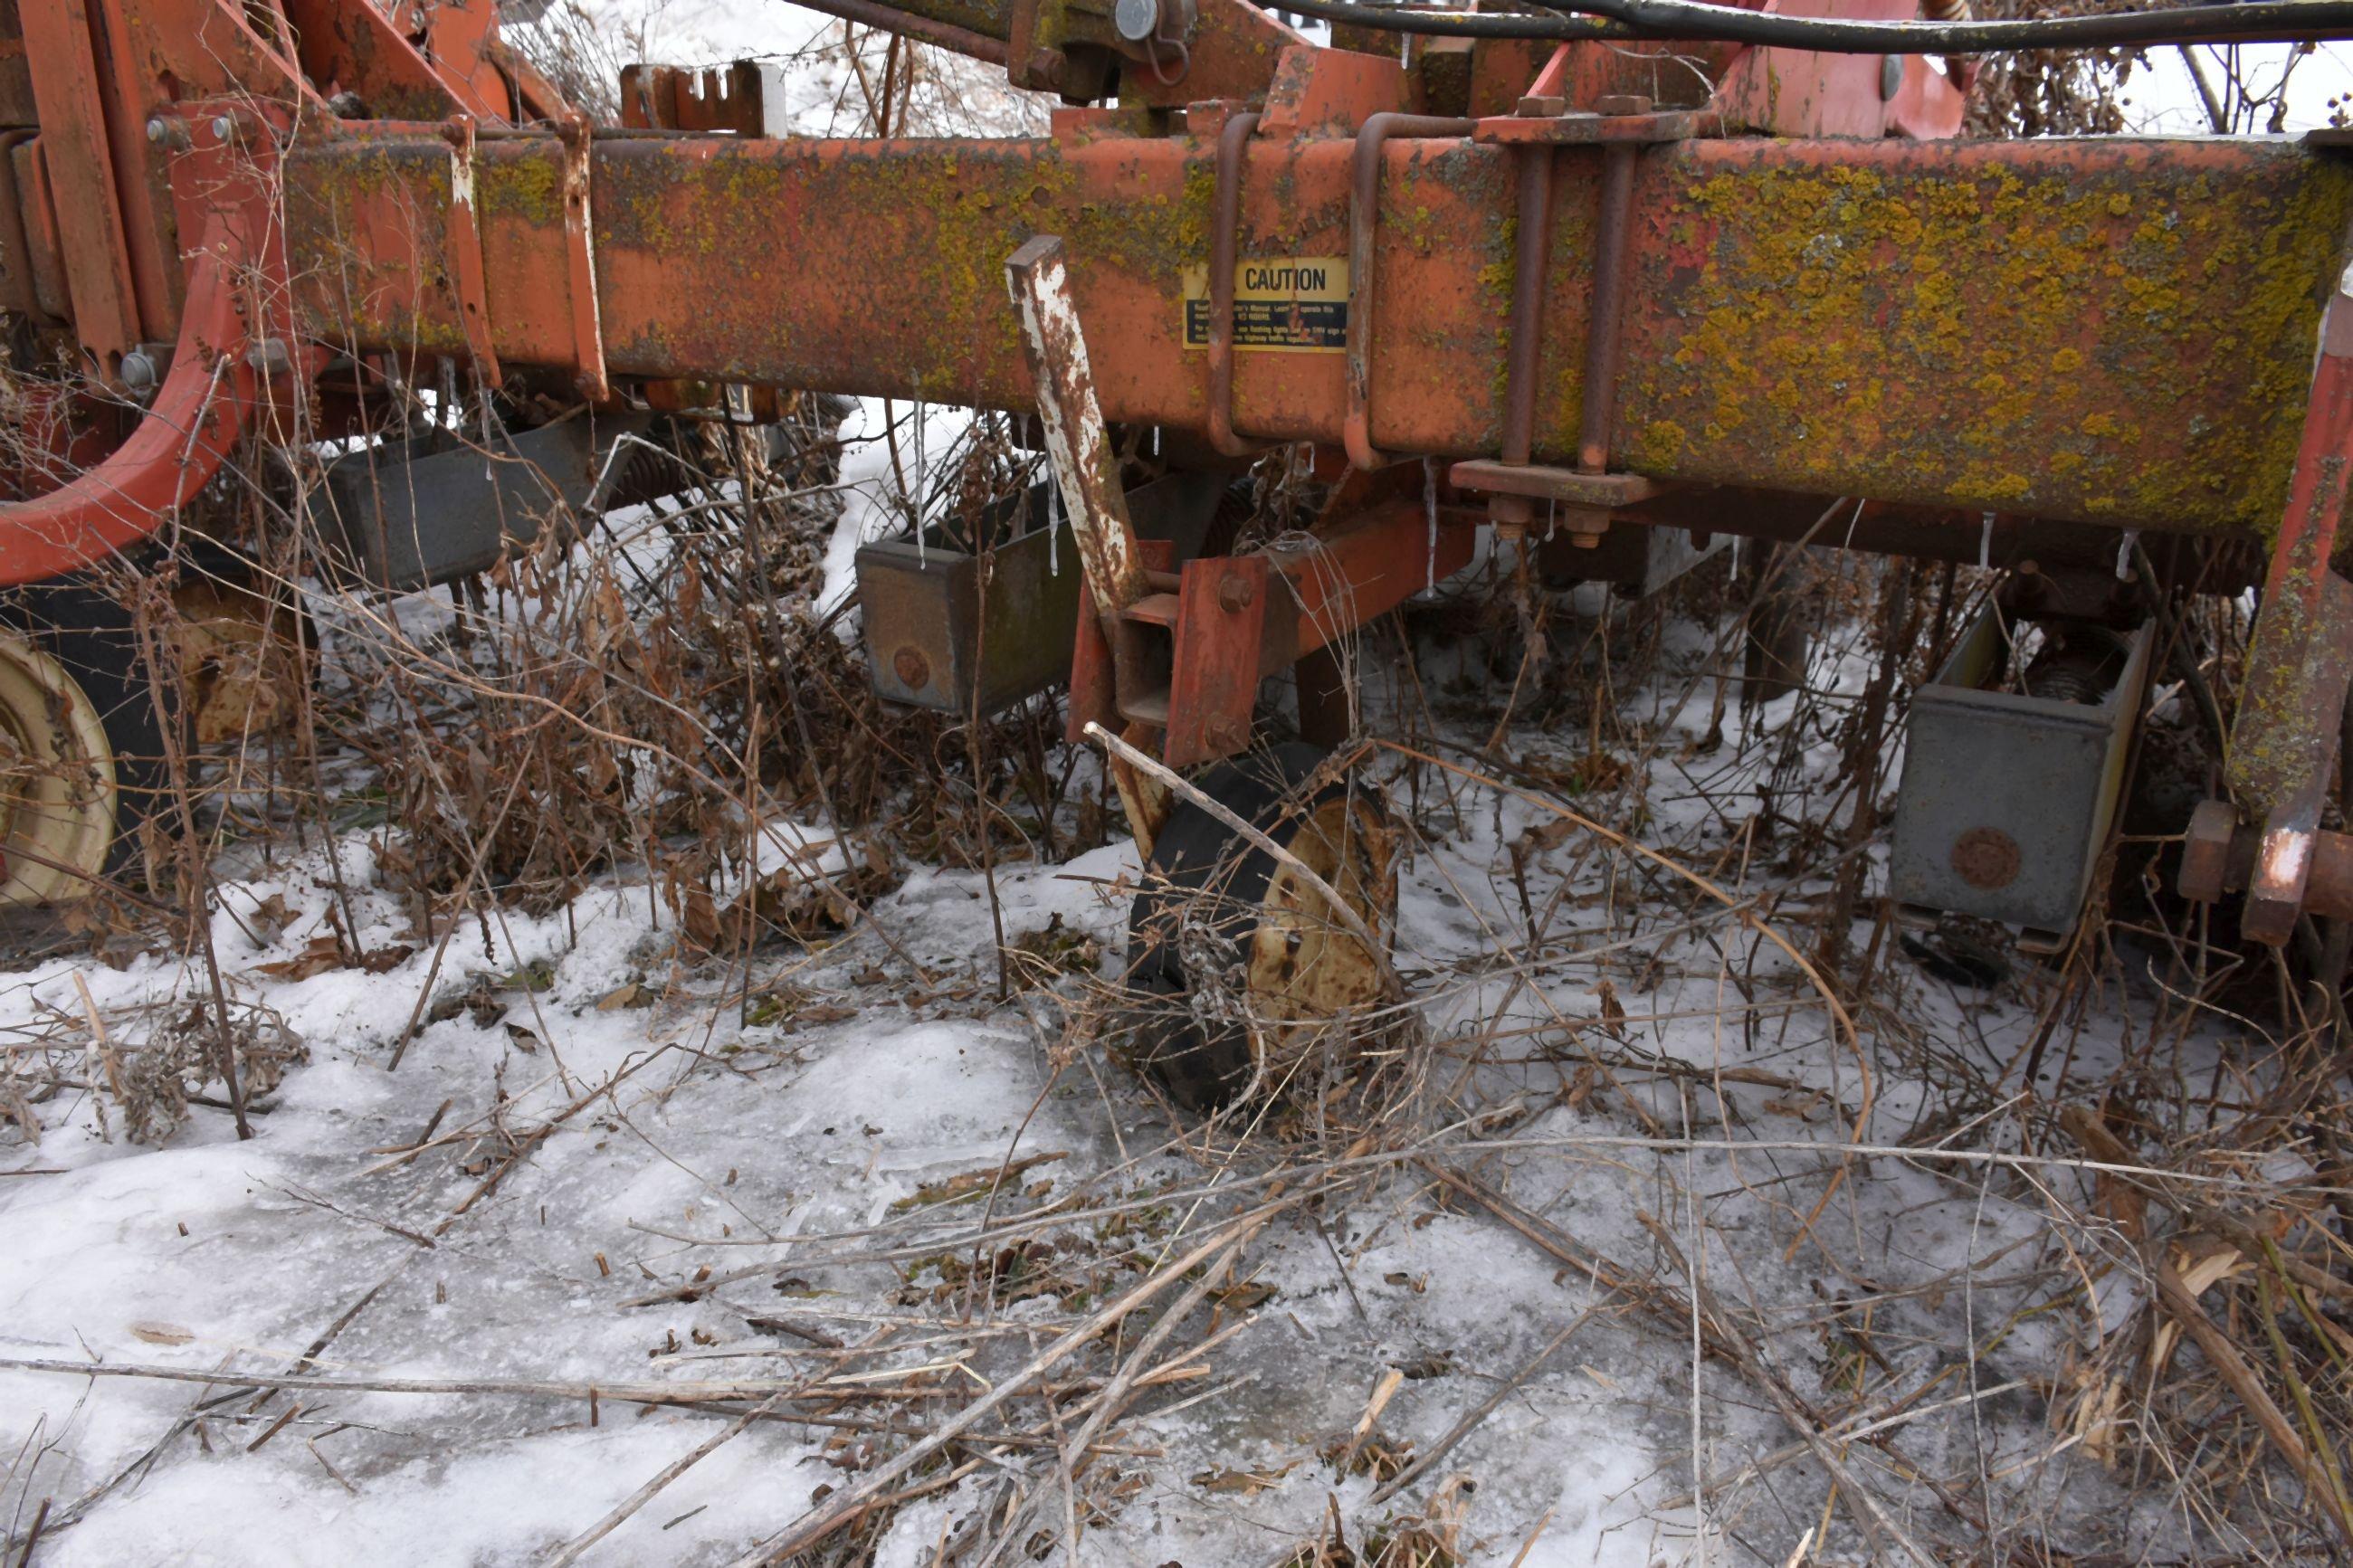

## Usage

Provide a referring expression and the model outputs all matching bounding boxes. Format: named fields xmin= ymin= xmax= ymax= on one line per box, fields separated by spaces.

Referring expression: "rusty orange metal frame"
xmin=272 ymin=118 xmax=2353 ymax=545
xmin=7 ymin=0 xmax=2346 ymax=575
xmin=0 ymin=0 xmax=539 ymax=580
xmin=11 ymin=0 xmax=2353 ymax=936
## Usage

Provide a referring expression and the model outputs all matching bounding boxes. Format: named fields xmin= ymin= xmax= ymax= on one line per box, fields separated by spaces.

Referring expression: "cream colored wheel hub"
xmin=0 ymin=627 xmax=118 ymax=905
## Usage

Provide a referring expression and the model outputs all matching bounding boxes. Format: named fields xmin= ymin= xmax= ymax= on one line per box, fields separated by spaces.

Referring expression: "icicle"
xmin=1048 ymin=481 xmax=1061 ymax=576
xmin=478 ymin=387 xmax=497 ymax=484
xmin=914 ymin=404 xmax=930 ymax=569
xmin=2116 ymin=527 xmax=2139 ymax=582
xmin=1978 ymin=511 xmax=1993 ymax=572
xmin=1545 ymin=496 xmax=1558 ymax=542
xmin=1422 ymin=456 xmax=1439 ymax=589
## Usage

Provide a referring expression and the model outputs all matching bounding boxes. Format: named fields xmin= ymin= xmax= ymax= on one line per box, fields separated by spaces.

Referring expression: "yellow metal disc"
xmin=0 ymin=626 xmax=118 ymax=905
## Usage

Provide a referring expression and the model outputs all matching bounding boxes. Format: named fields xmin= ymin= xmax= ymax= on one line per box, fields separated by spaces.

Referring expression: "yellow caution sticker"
xmin=1182 ymin=257 xmax=1349 ymax=354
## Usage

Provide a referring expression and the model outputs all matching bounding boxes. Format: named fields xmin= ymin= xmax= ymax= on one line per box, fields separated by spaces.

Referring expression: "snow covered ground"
xmin=0 ymin=575 xmax=2262 ymax=1565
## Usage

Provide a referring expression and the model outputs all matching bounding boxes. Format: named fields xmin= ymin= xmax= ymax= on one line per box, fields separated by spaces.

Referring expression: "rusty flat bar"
xmin=1005 ymin=233 xmax=1148 ymax=615
xmin=20 ymin=0 xmax=143 ymax=372
xmin=281 ymin=128 xmax=2353 ymax=539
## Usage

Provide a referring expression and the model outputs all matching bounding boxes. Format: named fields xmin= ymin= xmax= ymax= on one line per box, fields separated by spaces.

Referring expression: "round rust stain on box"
xmin=1950 ymin=827 xmax=2022 ymax=890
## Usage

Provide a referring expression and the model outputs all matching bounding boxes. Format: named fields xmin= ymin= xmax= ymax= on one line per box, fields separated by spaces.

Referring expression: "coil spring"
xmin=2021 ymin=622 xmax=2129 ymax=706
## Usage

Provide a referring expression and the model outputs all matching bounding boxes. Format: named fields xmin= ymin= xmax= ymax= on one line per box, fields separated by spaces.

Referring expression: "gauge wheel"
xmin=0 ymin=580 xmax=167 ymax=906
xmin=1122 ymin=743 xmax=1396 ymax=1111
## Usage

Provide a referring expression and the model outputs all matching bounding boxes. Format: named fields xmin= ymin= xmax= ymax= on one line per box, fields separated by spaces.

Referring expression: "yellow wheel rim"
xmin=0 ymin=627 xmax=116 ymax=905
xmin=1243 ymin=793 xmax=1396 ymax=1073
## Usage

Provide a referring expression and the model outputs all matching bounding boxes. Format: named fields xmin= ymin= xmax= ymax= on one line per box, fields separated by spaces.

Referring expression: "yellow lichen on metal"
xmin=1617 ymin=141 xmax=2353 ymax=535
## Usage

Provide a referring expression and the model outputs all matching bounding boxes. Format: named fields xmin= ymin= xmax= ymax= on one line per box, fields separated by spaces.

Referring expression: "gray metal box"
xmin=856 ymin=504 xmax=1081 ymax=716
xmin=311 ymin=417 xmax=624 ymax=592
xmin=855 ymin=470 xmax=1228 ymax=717
xmin=1889 ymin=608 xmax=2152 ymax=944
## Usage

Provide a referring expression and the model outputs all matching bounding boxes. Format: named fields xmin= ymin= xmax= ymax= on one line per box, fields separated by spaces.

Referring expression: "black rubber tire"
xmin=1122 ymin=742 xmax=1338 ymax=1111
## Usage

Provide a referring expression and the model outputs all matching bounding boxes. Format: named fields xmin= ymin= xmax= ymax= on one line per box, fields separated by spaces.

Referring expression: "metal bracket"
xmin=618 ymin=62 xmax=787 ymax=135
xmin=1477 ymin=80 xmax=1687 ymax=539
xmin=440 ymin=113 xmax=502 ymax=389
xmin=1205 ymin=109 xmax=1273 ymax=460
xmin=1445 ymin=462 xmax=1668 ymax=508
xmin=1004 ymin=233 xmax=1149 ymax=617
xmin=19 ymin=0 xmax=140 ymax=375
xmin=1344 ymin=111 xmax=1472 ymax=472
xmin=557 ymin=109 xmax=608 ymax=404
xmin=2222 ymin=266 xmax=2353 ymax=943
xmin=1471 ymin=106 xmax=1713 ymax=146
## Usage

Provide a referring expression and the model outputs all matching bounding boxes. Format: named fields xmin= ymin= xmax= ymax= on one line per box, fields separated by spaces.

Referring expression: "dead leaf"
xmin=2056 ymin=1102 xmax=2151 ymax=1239
xmin=358 ymin=944 xmax=416 ymax=974
xmin=1764 ymin=1088 xmax=1828 ymax=1121
xmin=1192 ymin=1459 xmax=1301 ymax=1497
xmin=595 ymin=981 xmax=651 ymax=1012
xmin=1209 ymin=1279 xmax=1277 ymax=1312
xmin=1595 ymin=978 xmax=1626 ymax=1038
xmin=255 ymin=936 xmax=345 ymax=982
xmin=681 ymin=885 xmax=720 ymax=948
xmin=887 ymin=1153 xmax=1067 ymax=1213
xmin=246 ymin=892 xmax=296 ymax=941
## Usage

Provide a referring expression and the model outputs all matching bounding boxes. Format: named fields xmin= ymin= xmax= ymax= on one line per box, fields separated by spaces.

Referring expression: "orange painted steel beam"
xmin=0 ymin=102 xmax=305 ymax=584
xmin=280 ymin=126 xmax=2353 ymax=543
xmin=0 ymin=229 xmax=253 ymax=584
xmin=17 ymin=0 xmax=143 ymax=372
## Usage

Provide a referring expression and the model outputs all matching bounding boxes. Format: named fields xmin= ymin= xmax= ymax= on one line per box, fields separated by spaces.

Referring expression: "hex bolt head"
xmin=210 ymin=116 xmax=233 ymax=141
xmin=244 ymin=337 xmax=291 ymax=376
xmin=1022 ymin=49 xmax=1066 ymax=91
xmin=1563 ymin=503 xmax=1613 ymax=548
xmin=119 ymin=350 xmax=159 ymax=393
xmin=892 ymin=646 xmax=931 ymax=689
xmin=1217 ymin=574 xmax=1255 ymax=613
xmin=145 ymin=118 xmax=166 ymax=143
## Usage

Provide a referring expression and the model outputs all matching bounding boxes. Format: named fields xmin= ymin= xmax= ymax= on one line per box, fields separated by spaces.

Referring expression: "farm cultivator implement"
xmin=7 ymin=0 xmax=2353 ymax=1092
